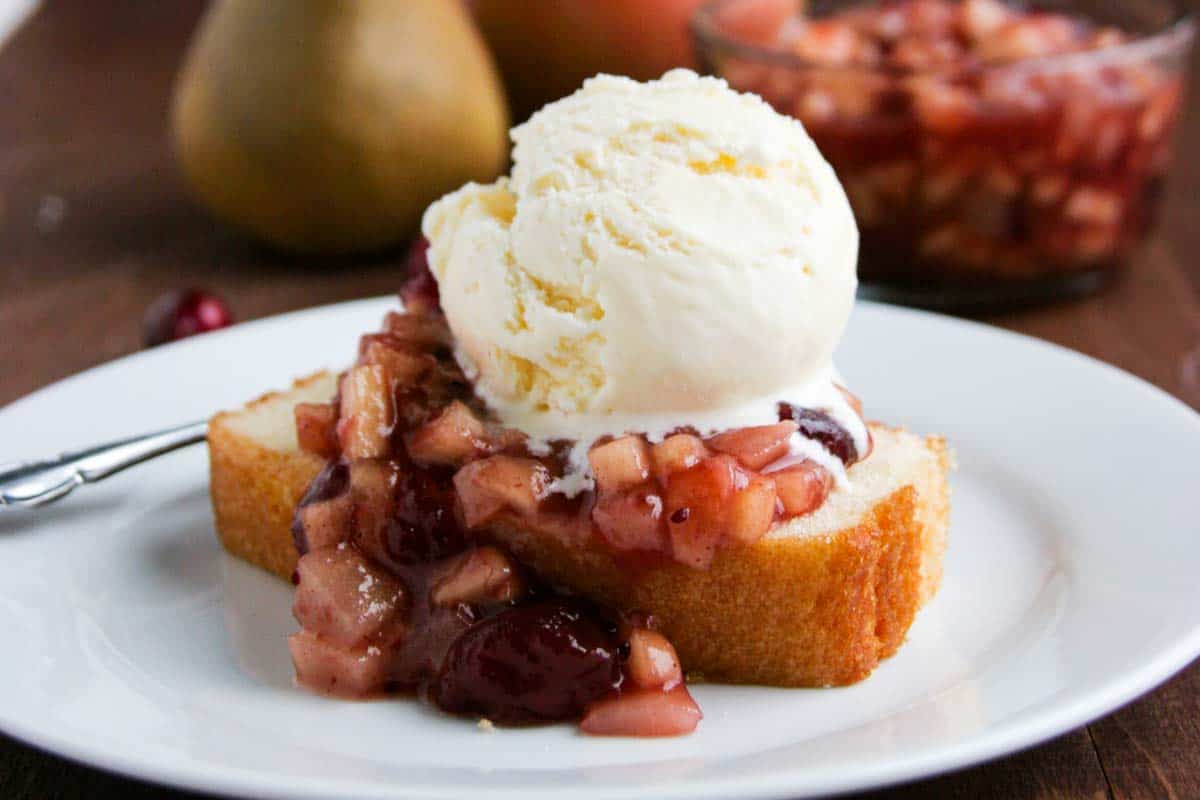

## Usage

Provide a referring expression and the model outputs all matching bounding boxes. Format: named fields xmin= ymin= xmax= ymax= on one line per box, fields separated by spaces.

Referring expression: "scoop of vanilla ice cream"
xmin=422 ymin=69 xmax=859 ymax=450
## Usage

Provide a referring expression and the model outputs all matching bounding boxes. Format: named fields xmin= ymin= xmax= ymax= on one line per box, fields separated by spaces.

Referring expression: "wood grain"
xmin=1 ymin=2 xmax=1198 ymax=799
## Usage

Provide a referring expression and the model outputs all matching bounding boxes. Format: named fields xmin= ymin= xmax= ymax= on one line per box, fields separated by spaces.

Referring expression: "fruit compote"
xmin=286 ymin=247 xmax=869 ymax=734
xmin=696 ymin=0 xmax=1192 ymax=306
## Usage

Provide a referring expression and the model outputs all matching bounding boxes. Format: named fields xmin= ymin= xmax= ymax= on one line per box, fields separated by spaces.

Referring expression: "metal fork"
xmin=0 ymin=421 xmax=208 ymax=510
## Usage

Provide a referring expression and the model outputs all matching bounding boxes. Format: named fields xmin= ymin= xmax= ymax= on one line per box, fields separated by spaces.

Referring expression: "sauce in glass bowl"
xmin=694 ymin=0 xmax=1194 ymax=308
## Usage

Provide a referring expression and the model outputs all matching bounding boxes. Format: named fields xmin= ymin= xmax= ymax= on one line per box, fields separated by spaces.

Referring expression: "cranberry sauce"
xmin=289 ymin=303 xmax=647 ymax=725
xmin=711 ymin=0 xmax=1185 ymax=301
xmin=291 ymin=456 xmax=630 ymax=722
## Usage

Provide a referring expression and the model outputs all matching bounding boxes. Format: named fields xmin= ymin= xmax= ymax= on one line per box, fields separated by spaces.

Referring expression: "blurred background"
xmin=1 ymin=0 xmax=1197 ymax=401
xmin=1 ymin=1 xmax=1200 ymax=798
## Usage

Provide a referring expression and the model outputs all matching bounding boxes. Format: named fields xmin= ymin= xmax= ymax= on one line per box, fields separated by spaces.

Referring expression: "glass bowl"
xmin=693 ymin=0 xmax=1195 ymax=309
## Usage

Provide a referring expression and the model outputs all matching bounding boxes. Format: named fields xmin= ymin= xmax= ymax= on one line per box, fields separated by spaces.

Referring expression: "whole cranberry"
xmin=399 ymin=238 xmax=440 ymax=313
xmin=778 ymin=403 xmax=859 ymax=465
xmin=433 ymin=600 xmax=622 ymax=724
xmin=143 ymin=289 xmax=234 ymax=347
xmin=384 ymin=462 xmax=467 ymax=565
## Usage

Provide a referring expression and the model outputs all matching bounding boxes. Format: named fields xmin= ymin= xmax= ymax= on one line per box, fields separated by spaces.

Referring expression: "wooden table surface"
xmin=2 ymin=2 xmax=1198 ymax=798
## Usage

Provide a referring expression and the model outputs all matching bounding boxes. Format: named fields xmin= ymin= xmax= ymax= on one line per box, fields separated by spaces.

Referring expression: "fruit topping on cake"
xmin=284 ymin=71 xmax=882 ymax=735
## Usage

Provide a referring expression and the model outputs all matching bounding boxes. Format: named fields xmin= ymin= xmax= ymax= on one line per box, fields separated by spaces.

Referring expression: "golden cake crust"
xmin=207 ymin=372 xmax=950 ymax=686
xmin=208 ymin=373 xmax=331 ymax=580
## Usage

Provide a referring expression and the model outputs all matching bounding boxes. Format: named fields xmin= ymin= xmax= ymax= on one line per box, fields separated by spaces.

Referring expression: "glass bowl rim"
xmin=691 ymin=0 xmax=1196 ymax=76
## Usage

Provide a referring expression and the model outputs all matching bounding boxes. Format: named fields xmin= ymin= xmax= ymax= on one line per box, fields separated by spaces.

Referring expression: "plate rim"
xmin=3 ymin=295 xmax=1200 ymax=799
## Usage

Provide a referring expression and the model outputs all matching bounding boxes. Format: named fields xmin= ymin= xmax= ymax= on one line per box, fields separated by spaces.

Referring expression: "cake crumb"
xmin=477 ymin=718 xmax=496 ymax=732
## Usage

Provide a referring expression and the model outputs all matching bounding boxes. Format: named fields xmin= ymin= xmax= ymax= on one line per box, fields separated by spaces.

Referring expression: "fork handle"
xmin=0 ymin=420 xmax=208 ymax=510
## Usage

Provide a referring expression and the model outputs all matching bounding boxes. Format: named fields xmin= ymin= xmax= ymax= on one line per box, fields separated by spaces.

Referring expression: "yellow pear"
xmin=171 ymin=0 xmax=509 ymax=254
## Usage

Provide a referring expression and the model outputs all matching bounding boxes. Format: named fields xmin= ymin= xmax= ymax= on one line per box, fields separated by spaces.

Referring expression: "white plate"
xmin=2 ymin=297 xmax=1199 ymax=800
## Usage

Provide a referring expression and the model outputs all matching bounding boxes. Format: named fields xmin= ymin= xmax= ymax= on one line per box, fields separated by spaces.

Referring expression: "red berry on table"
xmin=142 ymin=288 xmax=234 ymax=347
